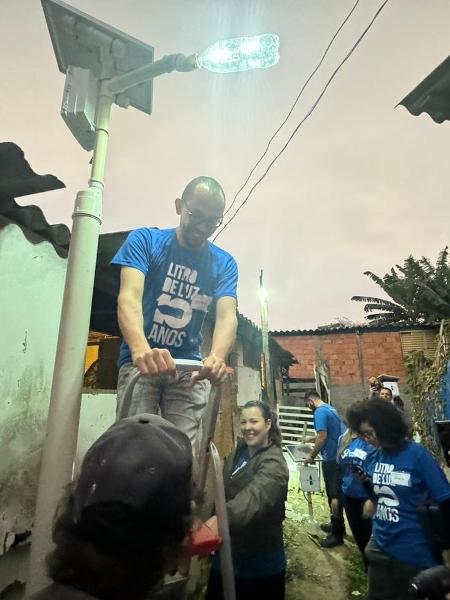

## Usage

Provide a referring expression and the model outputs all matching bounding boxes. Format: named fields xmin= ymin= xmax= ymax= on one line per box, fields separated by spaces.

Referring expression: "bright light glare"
xmin=240 ymin=38 xmax=261 ymax=54
xmin=197 ymin=33 xmax=279 ymax=74
xmin=258 ymin=286 xmax=268 ymax=301
xmin=208 ymin=47 xmax=233 ymax=65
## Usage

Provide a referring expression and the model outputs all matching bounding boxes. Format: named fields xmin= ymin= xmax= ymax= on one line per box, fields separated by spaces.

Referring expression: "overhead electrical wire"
xmin=214 ymin=0 xmax=389 ymax=242
xmin=223 ymin=0 xmax=361 ymax=218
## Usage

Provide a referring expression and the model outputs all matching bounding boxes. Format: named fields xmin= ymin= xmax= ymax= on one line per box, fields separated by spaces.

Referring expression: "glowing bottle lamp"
xmin=197 ymin=33 xmax=280 ymax=74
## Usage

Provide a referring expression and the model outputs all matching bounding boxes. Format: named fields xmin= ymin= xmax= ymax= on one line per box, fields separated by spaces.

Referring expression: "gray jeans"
xmin=365 ymin=538 xmax=424 ymax=600
xmin=116 ymin=362 xmax=211 ymax=445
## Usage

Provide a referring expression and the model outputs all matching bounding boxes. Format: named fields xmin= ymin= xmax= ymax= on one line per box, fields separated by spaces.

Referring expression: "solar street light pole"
xmin=30 ymin=2 xmax=279 ymax=592
xmin=28 ymin=83 xmax=113 ymax=593
xmin=29 ymin=59 xmax=196 ymax=593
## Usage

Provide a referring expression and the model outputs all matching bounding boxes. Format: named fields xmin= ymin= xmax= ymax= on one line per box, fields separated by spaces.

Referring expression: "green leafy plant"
xmin=404 ymin=321 xmax=450 ymax=456
xmin=352 ymin=248 xmax=450 ymax=325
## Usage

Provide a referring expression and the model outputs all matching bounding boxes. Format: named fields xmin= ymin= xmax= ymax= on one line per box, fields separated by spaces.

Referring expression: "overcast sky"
xmin=1 ymin=0 xmax=449 ymax=331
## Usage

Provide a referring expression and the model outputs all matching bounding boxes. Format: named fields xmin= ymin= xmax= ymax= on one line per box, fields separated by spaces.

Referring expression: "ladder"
xmin=119 ymin=362 xmax=236 ymax=600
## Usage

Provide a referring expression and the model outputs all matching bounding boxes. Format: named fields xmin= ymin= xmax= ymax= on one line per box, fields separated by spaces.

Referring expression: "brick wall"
xmin=274 ymin=330 xmax=406 ymax=387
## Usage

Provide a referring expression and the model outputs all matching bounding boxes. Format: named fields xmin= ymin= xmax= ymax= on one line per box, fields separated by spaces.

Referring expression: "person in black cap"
xmin=30 ymin=414 xmax=193 ymax=600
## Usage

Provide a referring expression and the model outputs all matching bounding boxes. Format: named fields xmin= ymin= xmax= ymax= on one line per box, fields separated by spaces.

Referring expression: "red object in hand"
xmin=182 ymin=522 xmax=222 ymax=557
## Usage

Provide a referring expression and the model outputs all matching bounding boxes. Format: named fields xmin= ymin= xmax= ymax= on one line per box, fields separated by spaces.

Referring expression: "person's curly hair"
xmin=364 ymin=399 xmax=410 ymax=447
xmin=46 ymin=478 xmax=193 ymax=600
xmin=346 ymin=400 xmax=369 ymax=433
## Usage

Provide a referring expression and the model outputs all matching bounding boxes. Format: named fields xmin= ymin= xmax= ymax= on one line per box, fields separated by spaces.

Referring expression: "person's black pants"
xmin=364 ymin=538 xmax=425 ymax=600
xmin=205 ymin=568 xmax=285 ymax=600
xmin=322 ymin=460 xmax=345 ymax=539
xmin=343 ymin=494 xmax=372 ymax=562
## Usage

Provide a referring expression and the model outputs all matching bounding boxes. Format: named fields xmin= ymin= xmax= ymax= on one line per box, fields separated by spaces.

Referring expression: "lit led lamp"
xmin=197 ymin=34 xmax=280 ymax=74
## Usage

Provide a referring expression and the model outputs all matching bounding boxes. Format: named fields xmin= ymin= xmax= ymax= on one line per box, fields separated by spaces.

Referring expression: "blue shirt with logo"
xmin=313 ymin=404 xmax=344 ymax=461
xmin=112 ymin=228 xmax=238 ymax=366
xmin=337 ymin=433 xmax=375 ymax=498
xmin=211 ymin=445 xmax=285 ymax=579
xmin=366 ymin=440 xmax=450 ymax=567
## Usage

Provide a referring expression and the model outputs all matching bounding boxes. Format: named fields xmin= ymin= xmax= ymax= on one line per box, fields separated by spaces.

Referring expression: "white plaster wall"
xmin=0 ymin=223 xmax=67 ymax=554
xmin=76 ymin=391 xmax=117 ymax=470
xmin=235 ymin=364 xmax=261 ymax=407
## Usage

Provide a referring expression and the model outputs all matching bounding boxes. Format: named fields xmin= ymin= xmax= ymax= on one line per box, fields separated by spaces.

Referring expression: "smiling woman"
xmin=205 ymin=400 xmax=288 ymax=600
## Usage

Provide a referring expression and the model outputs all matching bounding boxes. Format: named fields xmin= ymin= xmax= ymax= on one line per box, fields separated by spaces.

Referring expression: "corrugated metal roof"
xmin=0 ymin=197 xmax=70 ymax=249
xmin=237 ymin=314 xmax=297 ymax=367
xmin=399 ymin=55 xmax=450 ymax=123
xmin=0 ymin=142 xmax=65 ymax=198
xmin=0 ymin=142 xmax=68 ymax=249
xmin=272 ymin=323 xmax=439 ymax=336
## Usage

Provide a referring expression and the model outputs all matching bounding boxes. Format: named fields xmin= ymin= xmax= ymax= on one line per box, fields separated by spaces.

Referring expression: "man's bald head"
xmin=181 ymin=176 xmax=225 ymax=212
xmin=176 ymin=177 xmax=226 ymax=249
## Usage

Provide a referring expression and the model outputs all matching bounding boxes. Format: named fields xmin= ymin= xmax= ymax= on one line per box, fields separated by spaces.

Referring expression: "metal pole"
xmin=259 ymin=270 xmax=275 ymax=407
xmin=197 ymin=386 xmax=220 ymax=499
xmin=28 ymin=85 xmax=113 ymax=594
xmin=210 ymin=442 xmax=236 ymax=600
xmin=107 ymin=54 xmax=197 ymax=95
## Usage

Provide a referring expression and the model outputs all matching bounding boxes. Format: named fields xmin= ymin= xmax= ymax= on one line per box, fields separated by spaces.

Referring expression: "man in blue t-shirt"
xmin=112 ymin=176 xmax=238 ymax=444
xmin=305 ymin=391 xmax=346 ymax=547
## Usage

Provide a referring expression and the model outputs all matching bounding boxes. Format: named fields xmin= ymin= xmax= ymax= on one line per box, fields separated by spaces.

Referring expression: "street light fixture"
xmin=197 ymin=33 xmax=280 ymax=74
xmin=30 ymin=0 xmax=280 ymax=593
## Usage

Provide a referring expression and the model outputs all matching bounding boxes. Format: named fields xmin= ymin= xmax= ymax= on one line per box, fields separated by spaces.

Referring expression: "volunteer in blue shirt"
xmin=358 ymin=399 xmax=450 ymax=600
xmin=336 ymin=401 xmax=376 ymax=565
xmin=112 ymin=176 xmax=238 ymax=443
xmin=305 ymin=391 xmax=346 ymax=547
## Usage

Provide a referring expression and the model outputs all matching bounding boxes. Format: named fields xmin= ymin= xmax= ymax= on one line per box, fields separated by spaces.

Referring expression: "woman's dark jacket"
xmin=223 ymin=441 xmax=289 ymax=560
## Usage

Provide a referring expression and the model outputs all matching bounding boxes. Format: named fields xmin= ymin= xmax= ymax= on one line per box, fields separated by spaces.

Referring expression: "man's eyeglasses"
xmin=183 ymin=199 xmax=224 ymax=229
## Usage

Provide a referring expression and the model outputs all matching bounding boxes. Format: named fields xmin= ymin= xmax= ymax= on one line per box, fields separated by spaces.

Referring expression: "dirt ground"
xmin=284 ymin=470 xmax=368 ymax=600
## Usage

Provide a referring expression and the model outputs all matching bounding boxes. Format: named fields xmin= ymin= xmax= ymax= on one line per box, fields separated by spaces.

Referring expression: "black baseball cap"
xmin=73 ymin=414 xmax=192 ymax=522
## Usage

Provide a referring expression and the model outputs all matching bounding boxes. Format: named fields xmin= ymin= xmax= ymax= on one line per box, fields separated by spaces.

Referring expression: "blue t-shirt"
xmin=112 ymin=228 xmax=238 ymax=366
xmin=337 ymin=433 xmax=375 ymax=498
xmin=366 ymin=440 xmax=450 ymax=567
xmin=212 ymin=547 xmax=286 ymax=579
xmin=231 ymin=446 xmax=250 ymax=477
xmin=211 ymin=444 xmax=286 ymax=579
xmin=313 ymin=404 xmax=344 ymax=461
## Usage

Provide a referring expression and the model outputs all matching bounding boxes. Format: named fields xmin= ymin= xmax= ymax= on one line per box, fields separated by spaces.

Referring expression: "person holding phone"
xmin=335 ymin=401 xmax=376 ymax=565
xmin=358 ymin=399 xmax=450 ymax=600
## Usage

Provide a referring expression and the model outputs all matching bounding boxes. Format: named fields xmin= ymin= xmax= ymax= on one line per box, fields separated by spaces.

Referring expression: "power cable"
xmin=214 ymin=0 xmax=389 ymax=242
xmin=224 ymin=0 xmax=361 ymax=217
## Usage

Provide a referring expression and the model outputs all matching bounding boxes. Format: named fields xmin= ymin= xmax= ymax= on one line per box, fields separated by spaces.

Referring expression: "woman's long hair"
xmin=337 ymin=428 xmax=354 ymax=458
xmin=339 ymin=400 xmax=372 ymax=457
xmin=242 ymin=400 xmax=283 ymax=447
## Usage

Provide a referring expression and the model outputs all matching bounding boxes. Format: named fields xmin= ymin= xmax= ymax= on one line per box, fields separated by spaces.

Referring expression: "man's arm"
xmin=191 ymin=296 xmax=237 ymax=384
xmin=304 ymin=431 xmax=327 ymax=464
xmin=117 ymin=266 xmax=176 ymax=375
